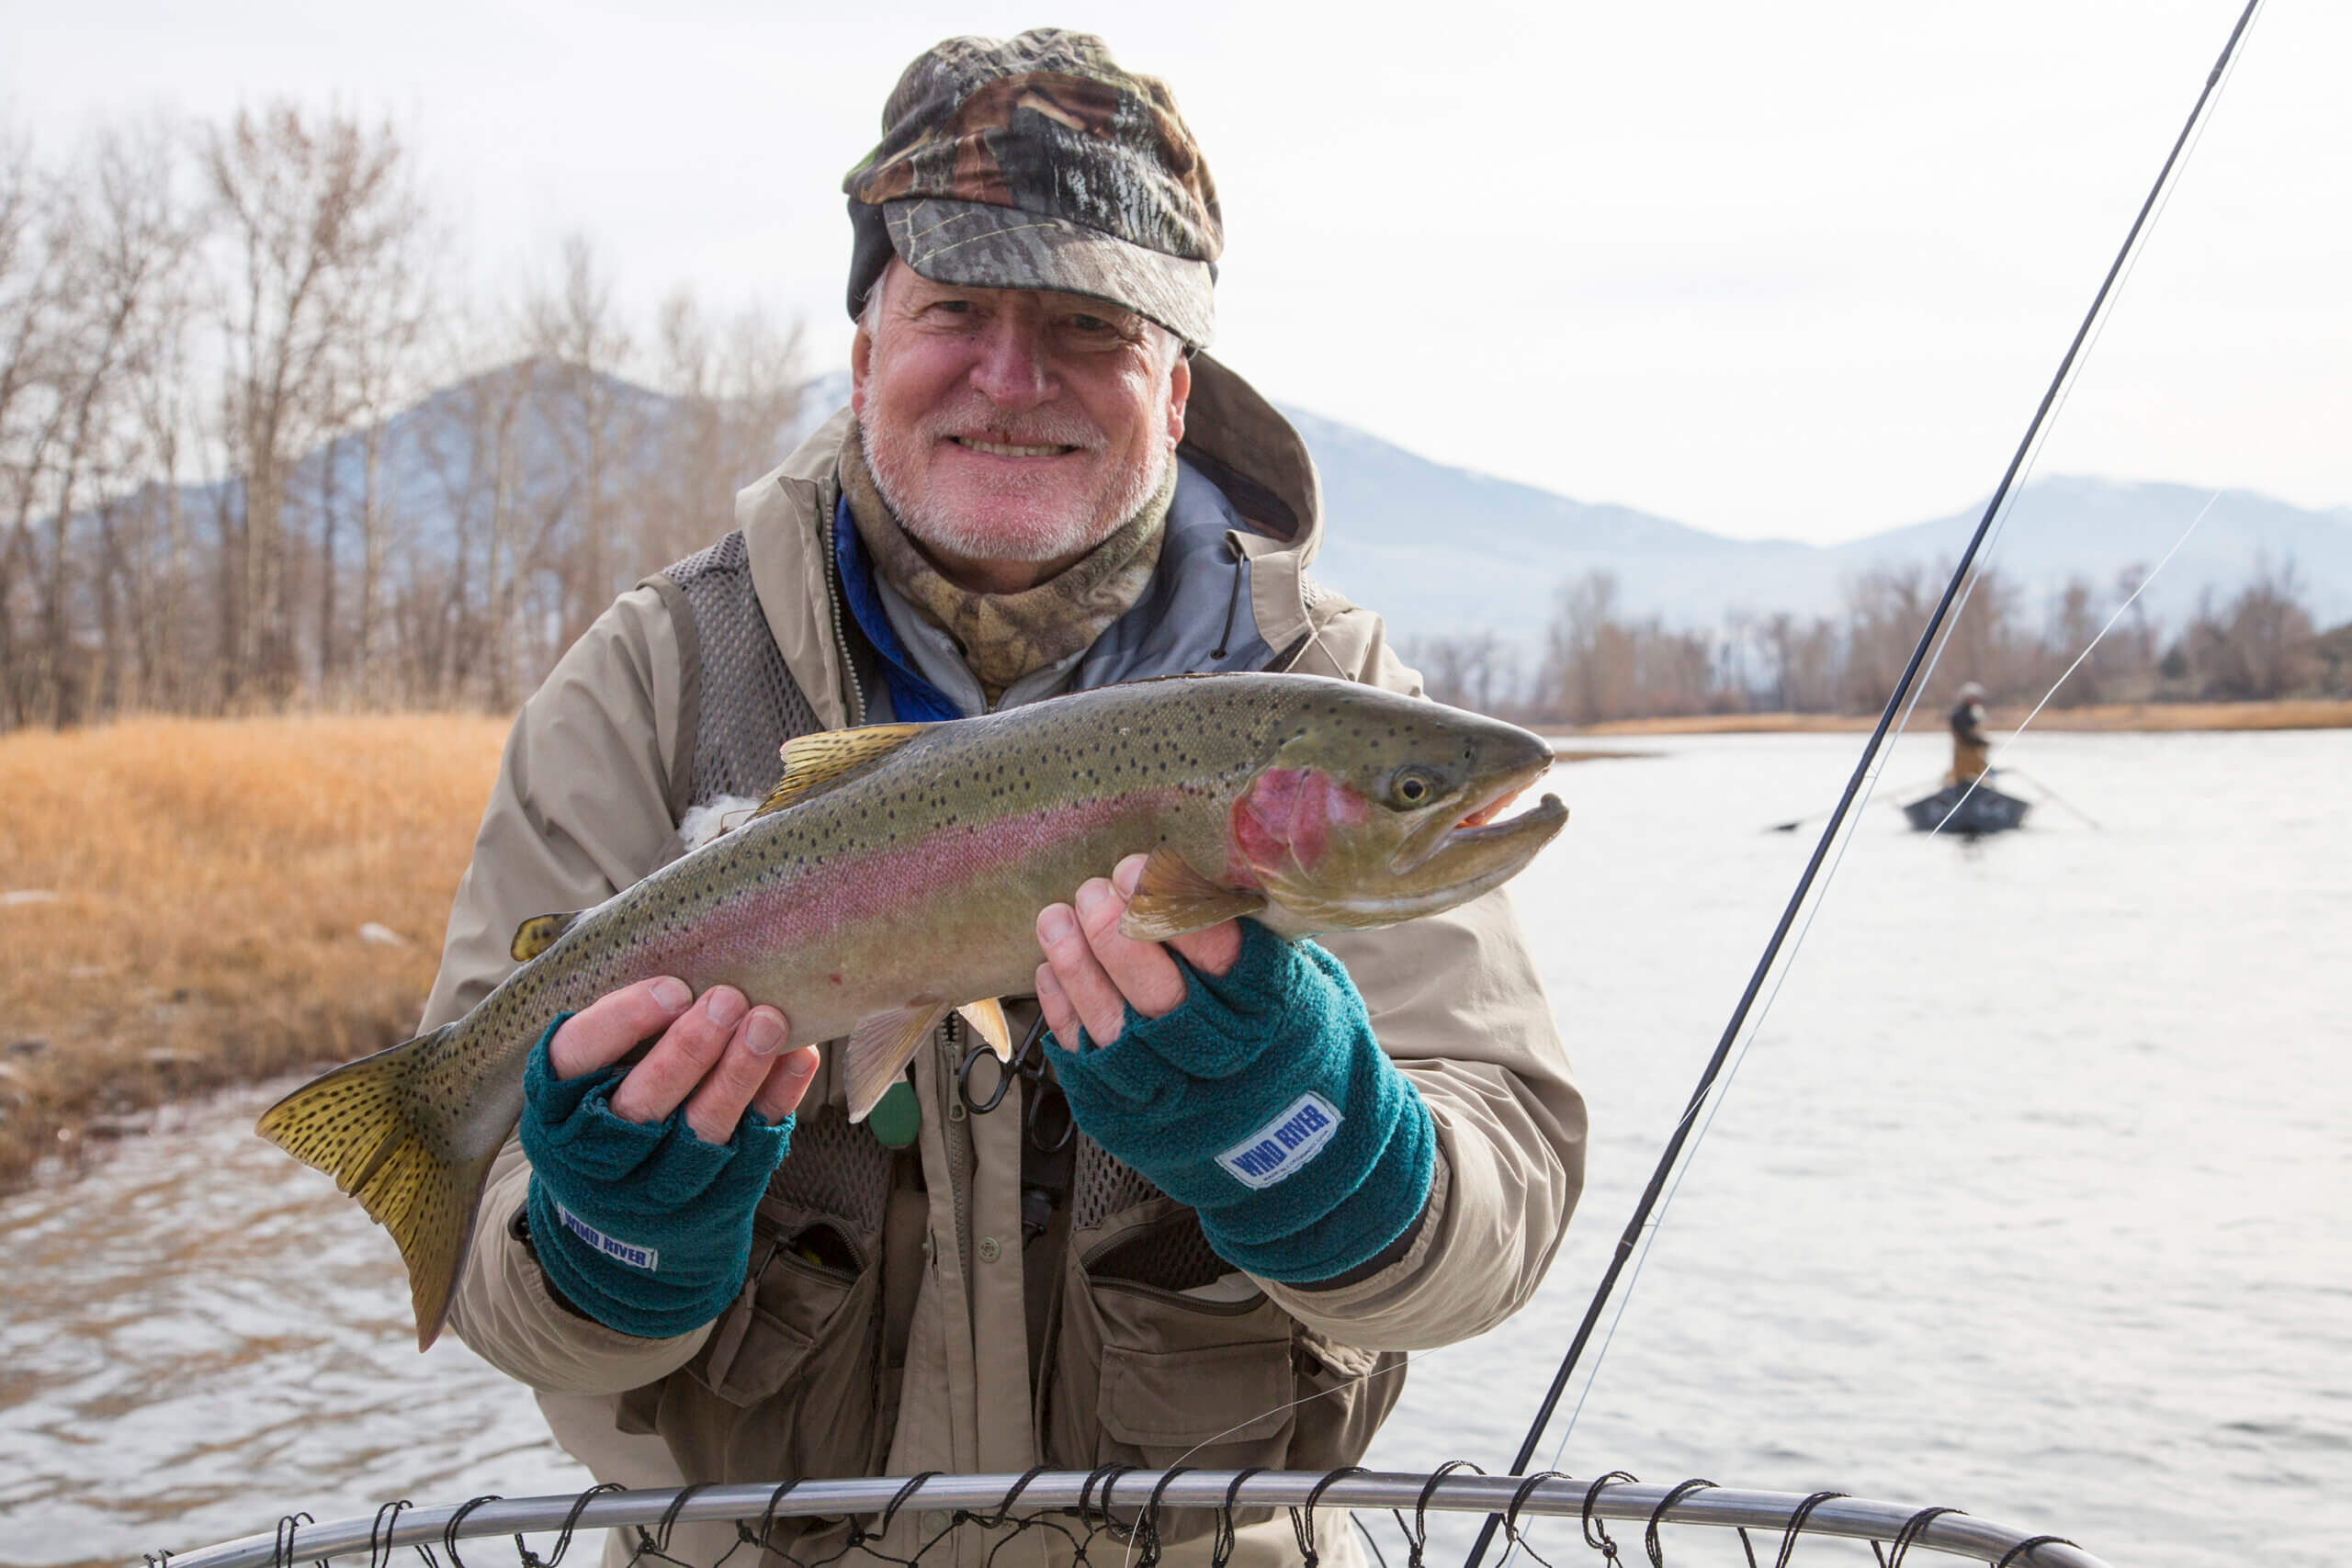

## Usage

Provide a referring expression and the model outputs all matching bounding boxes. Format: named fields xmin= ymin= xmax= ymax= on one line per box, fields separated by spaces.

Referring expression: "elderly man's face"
xmin=852 ymin=261 xmax=1190 ymax=588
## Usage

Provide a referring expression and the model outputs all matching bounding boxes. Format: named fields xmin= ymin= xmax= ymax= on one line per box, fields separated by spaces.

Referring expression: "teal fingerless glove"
xmin=1045 ymin=920 xmax=1435 ymax=1283
xmin=520 ymin=1016 xmax=793 ymax=1338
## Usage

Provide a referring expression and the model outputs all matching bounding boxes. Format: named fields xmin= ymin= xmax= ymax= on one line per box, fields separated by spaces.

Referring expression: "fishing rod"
xmin=1996 ymin=766 xmax=2105 ymax=830
xmin=1765 ymin=770 xmax=1946 ymax=833
xmin=1460 ymin=6 xmax=2265 ymax=1562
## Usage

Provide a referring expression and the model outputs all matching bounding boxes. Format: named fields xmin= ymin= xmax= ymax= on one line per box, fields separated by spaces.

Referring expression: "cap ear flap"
xmin=844 ymin=197 xmax=898 ymax=324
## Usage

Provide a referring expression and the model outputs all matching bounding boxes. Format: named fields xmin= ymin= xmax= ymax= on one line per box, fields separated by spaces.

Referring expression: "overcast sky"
xmin=7 ymin=0 xmax=2346 ymax=544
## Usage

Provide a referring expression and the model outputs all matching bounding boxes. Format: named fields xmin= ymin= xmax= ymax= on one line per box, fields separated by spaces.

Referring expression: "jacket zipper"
xmin=822 ymin=502 xmax=870 ymax=726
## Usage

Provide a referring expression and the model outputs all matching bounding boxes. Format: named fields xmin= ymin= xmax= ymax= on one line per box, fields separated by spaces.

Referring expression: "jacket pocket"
xmin=650 ymin=1213 xmax=884 ymax=1485
xmin=1046 ymin=1201 xmax=1299 ymax=1476
xmin=1097 ymin=1336 xmax=1295 ymax=1451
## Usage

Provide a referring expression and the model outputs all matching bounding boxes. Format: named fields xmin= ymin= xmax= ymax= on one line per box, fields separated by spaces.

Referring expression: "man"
xmin=1949 ymin=682 xmax=1992 ymax=784
xmin=425 ymin=30 xmax=1585 ymax=1567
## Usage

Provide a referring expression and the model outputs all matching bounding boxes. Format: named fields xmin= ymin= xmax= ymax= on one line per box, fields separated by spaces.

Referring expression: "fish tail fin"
xmin=255 ymin=1026 xmax=494 ymax=1350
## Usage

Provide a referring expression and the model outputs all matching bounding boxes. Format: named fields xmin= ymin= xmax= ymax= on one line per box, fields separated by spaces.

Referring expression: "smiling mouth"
xmin=949 ymin=435 xmax=1083 ymax=458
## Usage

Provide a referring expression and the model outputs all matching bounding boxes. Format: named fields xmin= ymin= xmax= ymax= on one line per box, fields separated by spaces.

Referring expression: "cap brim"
xmin=883 ymin=197 xmax=1215 ymax=349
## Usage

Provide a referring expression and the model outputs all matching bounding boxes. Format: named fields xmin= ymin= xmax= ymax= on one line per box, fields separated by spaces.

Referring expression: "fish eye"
xmin=1387 ymin=765 xmax=1445 ymax=808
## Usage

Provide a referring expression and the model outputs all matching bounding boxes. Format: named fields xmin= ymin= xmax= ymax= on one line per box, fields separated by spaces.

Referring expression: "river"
xmin=3 ymin=729 xmax=2345 ymax=1567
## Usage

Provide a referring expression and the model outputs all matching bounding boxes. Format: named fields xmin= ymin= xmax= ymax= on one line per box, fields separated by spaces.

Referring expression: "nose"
xmin=967 ymin=311 xmax=1053 ymax=411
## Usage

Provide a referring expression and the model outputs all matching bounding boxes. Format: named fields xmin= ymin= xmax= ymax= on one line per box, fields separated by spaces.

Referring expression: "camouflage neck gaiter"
xmin=840 ymin=423 xmax=1173 ymax=703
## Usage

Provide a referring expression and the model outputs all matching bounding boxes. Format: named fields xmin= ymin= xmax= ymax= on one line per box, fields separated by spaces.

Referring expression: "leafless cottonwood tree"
xmin=1400 ymin=628 xmax=1522 ymax=716
xmin=0 ymin=120 xmax=206 ymax=726
xmin=523 ymin=232 xmax=642 ymax=653
xmin=203 ymin=102 xmax=421 ymax=704
xmin=1538 ymin=570 xmax=1735 ymax=724
xmin=640 ymin=285 xmax=808 ymax=570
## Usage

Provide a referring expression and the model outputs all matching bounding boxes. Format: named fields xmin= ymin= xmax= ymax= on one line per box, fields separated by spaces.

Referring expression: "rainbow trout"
xmin=259 ymin=672 xmax=1567 ymax=1347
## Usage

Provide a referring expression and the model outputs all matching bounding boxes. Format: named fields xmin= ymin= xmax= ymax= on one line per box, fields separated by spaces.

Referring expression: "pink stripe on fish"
xmin=688 ymin=787 xmax=1192 ymax=970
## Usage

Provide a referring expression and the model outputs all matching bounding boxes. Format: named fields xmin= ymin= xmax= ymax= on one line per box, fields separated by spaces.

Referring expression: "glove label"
xmin=555 ymin=1201 xmax=661 ymax=1272
xmin=1216 ymin=1092 xmax=1343 ymax=1190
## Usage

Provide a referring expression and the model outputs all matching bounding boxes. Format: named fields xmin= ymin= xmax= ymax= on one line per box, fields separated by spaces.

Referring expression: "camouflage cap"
xmin=843 ymin=28 xmax=1221 ymax=348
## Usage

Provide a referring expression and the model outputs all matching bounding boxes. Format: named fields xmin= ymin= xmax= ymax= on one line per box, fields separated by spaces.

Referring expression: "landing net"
xmin=141 ymin=1468 xmax=2109 ymax=1568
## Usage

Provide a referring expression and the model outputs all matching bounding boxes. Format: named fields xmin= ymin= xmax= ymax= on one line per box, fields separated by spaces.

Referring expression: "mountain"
xmin=1272 ymin=407 xmax=2352 ymax=649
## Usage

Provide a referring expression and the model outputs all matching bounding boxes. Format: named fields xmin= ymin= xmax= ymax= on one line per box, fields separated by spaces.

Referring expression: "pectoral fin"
xmin=956 ymin=998 xmax=1013 ymax=1062
xmin=843 ymin=1000 xmax=951 ymax=1122
xmin=510 ymin=911 xmax=583 ymax=963
xmin=756 ymin=724 xmax=932 ymax=818
xmin=1119 ymin=846 xmax=1267 ymax=942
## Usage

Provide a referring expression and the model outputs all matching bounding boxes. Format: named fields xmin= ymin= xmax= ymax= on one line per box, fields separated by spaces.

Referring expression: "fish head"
xmin=1226 ymin=682 xmax=1568 ymax=931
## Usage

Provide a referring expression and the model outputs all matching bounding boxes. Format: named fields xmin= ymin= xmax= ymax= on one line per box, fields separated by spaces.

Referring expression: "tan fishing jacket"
xmin=424 ymin=355 xmax=1587 ymax=1568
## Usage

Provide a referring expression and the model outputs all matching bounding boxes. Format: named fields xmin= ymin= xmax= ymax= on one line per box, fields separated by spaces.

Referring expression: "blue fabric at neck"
xmin=832 ymin=496 xmax=959 ymax=723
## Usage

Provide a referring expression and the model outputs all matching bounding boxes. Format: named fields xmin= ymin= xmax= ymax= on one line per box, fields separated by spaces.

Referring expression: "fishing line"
xmin=1461 ymin=6 xmax=2267 ymax=1561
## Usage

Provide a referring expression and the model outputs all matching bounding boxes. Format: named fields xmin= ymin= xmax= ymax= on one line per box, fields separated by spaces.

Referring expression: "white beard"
xmin=864 ymin=409 xmax=1172 ymax=566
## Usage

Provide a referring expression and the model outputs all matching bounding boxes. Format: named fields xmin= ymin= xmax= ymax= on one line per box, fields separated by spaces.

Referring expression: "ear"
xmin=1165 ymin=350 xmax=1192 ymax=448
xmin=850 ymin=320 xmax=874 ymax=420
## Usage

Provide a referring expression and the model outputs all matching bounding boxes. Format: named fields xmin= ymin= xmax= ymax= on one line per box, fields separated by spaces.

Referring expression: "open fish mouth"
xmin=1449 ymin=786 xmax=1567 ymax=843
xmin=1393 ymin=757 xmax=1566 ymax=875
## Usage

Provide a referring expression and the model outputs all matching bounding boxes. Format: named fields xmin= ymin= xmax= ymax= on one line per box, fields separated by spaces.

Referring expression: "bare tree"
xmin=523 ymin=232 xmax=639 ymax=651
xmin=1755 ymin=611 xmax=1843 ymax=712
xmin=0 ymin=122 xmax=63 ymax=724
xmin=1540 ymin=570 xmax=1737 ymax=724
xmin=639 ymin=285 xmax=805 ymax=566
xmin=203 ymin=102 xmax=416 ymax=703
xmin=2171 ymin=557 xmax=2318 ymax=699
xmin=1403 ymin=629 xmax=1521 ymax=716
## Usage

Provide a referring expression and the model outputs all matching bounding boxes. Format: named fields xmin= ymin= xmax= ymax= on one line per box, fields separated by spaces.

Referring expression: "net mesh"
xmin=175 ymin=1470 xmax=2086 ymax=1568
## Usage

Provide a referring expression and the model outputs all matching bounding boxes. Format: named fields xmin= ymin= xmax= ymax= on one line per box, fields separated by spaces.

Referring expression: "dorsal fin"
xmin=754 ymin=724 xmax=932 ymax=818
xmin=510 ymin=911 xmax=584 ymax=963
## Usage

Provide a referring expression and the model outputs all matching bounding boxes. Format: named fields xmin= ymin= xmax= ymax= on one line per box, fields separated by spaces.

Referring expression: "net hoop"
xmin=145 ymin=1469 xmax=2109 ymax=1568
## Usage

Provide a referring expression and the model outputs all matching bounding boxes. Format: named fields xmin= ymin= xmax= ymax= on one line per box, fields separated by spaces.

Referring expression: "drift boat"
xmin=1902 ymin=776 xmax=2030 ymax=836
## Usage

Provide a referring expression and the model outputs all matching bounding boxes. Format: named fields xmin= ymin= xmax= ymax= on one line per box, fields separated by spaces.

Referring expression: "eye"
xmin=1060 ymin=308 xmax=1141 ymax=349
xmin=1387 ymin=766 xmax=1444 ymax=808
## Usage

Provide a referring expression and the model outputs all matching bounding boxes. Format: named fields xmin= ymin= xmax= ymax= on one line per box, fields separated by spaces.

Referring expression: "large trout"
xmin=259 ymin=672 xmax=1567 ymax=1348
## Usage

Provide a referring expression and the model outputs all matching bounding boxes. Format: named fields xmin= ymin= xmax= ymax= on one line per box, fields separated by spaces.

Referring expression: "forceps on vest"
xmin=956 ymin=1010 xmax=1075 ymax=1153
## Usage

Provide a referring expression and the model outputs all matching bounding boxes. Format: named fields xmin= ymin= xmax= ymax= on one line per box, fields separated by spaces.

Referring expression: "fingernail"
xmin=744 ymin=1010 xmax=785 ymax=1055
xmin=784 ymin=1044 xmax=819 ymax=1080
xmin=1114 ymin=855 xmax=1145 ymax=894
xmin=1076 ymin=881 xmax=1109 ymax=914
xmin=1039 ymin=906 xmax=1075 ymax=943
xmin=704 ymin=987 xmax=747 ymax=1028
xmin=650 ymin=976 xmax=692 ymax=1012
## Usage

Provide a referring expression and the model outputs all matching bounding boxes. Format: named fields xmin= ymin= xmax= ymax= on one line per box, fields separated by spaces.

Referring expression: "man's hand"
xmin=547 ymin=978 xmax=816 ymax=1139
xmin=1034 ymin=852 xmax=1243 ymax=1049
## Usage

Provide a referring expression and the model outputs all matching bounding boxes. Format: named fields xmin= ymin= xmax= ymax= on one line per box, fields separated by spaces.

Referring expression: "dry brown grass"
xmin=1557 ymin=698 xmax=2352 ymax=737
xmin=0 ymin=713 xmax=509 ymax=1189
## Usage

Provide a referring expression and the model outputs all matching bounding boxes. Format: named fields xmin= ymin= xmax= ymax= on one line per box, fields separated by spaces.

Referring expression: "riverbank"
xmin=1558 ymin=696 xmax=2352 ymax=737
xmin=0 ymin=714 xmax=508 ymax=1190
